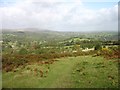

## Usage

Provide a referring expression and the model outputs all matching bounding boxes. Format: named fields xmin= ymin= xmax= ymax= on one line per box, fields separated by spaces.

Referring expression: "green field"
xmin=2 ymin=56 xmax=118 ymax=88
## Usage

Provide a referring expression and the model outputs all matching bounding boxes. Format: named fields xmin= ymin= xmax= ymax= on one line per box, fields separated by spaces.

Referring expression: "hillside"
xmin=2 ymin=29 xmax=119 ymax=88
xmin=2 ymin=29 xmax=118 ymax=42
xmin=2 ymin=56 xmax=118 ymax=88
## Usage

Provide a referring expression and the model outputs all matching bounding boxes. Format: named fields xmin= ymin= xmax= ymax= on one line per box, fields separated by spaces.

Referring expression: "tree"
xmin=94 ymin=44 xmax=102 ymax=50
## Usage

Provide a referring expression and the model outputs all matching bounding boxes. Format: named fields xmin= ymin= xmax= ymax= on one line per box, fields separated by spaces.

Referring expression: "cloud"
xmin=0 ymin=0 xmax=118 ymax=31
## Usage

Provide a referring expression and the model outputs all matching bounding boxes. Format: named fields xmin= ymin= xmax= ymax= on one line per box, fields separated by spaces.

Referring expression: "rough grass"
xmin=2 ymin=56 xmax=118 ymax=88
xmin=71 ymin=56 xmax=118 ymax=88
xmin=0 ymin=72 xmax=2 ymax=89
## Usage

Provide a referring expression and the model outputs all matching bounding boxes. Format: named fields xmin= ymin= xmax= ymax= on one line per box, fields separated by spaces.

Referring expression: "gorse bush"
xmin=100 ymin=47 xmax=119 ymax=59
xmin=101 ymin=48 xmax=112 ymax=54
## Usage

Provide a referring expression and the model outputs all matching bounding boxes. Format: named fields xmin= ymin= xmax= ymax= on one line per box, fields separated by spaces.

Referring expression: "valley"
xmin=1 ymin=29 xmax=119 ymax=88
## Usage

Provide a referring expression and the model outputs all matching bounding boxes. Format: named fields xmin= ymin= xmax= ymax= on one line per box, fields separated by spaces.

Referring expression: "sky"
xmin=0 ymin=0 xmax=119 ymax=32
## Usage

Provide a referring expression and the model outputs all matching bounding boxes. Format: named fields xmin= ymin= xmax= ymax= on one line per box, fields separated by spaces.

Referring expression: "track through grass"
xmin=2 ymin=56 xmax=118 ymax=88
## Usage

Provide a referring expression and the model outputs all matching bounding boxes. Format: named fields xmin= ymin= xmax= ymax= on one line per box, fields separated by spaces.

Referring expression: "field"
xmin=2 ymin=56 xmax=118 ymax=88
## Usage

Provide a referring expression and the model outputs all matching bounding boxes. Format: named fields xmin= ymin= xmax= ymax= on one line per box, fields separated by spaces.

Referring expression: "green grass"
xmin=2 ymin=56 xmax=118 ymax=88
xmin=71 ymin=56 xmax=118 ymax=88
xmin=0 ymin=72 xmax=2 ymax=89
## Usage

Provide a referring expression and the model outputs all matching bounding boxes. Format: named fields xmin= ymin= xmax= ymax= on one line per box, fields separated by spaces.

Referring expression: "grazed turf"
xmin=2 ymin=56 xmax=118 ymax=88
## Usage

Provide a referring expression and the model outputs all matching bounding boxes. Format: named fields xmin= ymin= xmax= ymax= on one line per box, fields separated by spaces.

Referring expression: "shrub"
xmin=101 ymin=48 xmax=112 ymax=54
xmin=19 ymin=48 xmax=28 ymax=55
xmin=94 ymin=44 xmax=102 ymax=50
xmin=101 ymin=48 xmax=114 ymax=58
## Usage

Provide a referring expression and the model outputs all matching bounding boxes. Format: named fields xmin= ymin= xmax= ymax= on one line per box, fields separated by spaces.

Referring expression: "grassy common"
xmin=2 ymin=56 xmax=118 ymax=88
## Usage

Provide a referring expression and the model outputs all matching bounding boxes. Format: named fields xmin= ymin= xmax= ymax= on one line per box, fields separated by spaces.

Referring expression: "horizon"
xmin=0 ymin=0 xmax=119 ymax=32
xmin=2 ymin=28 xmax=118 ymax=33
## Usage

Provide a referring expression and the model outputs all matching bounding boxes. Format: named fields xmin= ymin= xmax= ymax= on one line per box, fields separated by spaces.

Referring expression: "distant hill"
xmin=2 ymin=28 xmax=118 ymax=42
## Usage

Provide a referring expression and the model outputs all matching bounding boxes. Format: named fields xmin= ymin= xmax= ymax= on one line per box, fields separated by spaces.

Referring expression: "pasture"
xmin=2 ymin=56 xmax=118 ymax=88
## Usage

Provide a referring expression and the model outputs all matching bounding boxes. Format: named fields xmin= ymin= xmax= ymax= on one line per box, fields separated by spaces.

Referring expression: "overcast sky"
xmin=0 ymin=0 xmax=119 ymax=32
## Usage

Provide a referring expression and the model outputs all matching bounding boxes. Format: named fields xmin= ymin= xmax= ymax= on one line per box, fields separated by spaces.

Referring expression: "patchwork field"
xmin=2 ymin=56 xmax=118 ymax=88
